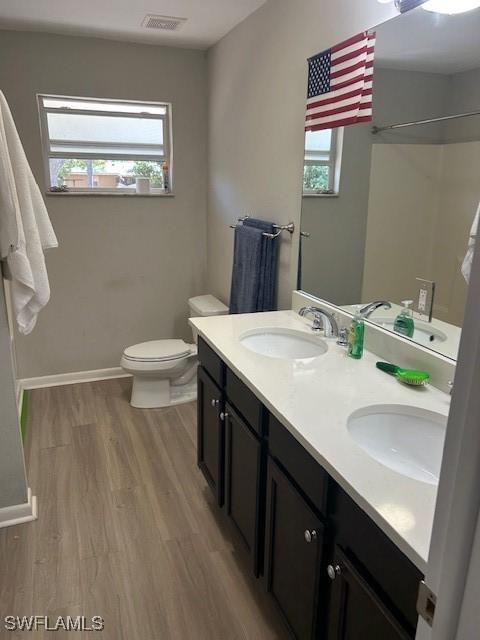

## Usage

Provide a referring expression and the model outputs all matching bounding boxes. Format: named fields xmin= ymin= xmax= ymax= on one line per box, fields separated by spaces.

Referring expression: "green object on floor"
xmin=376 ymin=361 xmax=430 ymax=386
xmin=20 ymin=390 xmax=28 ymax=441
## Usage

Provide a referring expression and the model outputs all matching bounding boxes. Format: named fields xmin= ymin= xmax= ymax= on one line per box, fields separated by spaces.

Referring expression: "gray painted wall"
xmin=0 ymin=284 xmax=27 ymax=509
xmin=301 ymin=123 xmax=373 ymax=305
xmin=0 ymin=30 xmax=208 ymax=378
xmin=445 ymin=68 xmax=480 ymax=142
xmin=372 ymin=68 xmax=450 ymax=145
xmin=206 ymin=0 xmax=396 ymax=310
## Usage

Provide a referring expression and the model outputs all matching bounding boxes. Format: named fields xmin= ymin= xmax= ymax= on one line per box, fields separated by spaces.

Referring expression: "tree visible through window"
xmin=303 ymin=128 xmax=343 ymax=195
xmin=38 ymin=95 xmax=172 ymax=193
xmin=303 ymin=165 xmax=329 ymax=191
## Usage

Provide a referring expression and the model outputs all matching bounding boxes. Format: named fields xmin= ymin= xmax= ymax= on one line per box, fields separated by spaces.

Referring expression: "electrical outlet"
xmin=414 ymin=278 xmax=435 ymax=322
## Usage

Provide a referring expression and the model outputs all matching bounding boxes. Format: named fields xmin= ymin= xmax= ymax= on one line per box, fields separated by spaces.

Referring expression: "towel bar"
xmin=229 ymin=216 xmax=295 ymax=239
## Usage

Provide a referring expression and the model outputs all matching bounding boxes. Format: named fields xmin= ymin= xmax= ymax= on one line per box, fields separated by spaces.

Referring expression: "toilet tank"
xmin=188 ymin=295 xmax=229 ymax=343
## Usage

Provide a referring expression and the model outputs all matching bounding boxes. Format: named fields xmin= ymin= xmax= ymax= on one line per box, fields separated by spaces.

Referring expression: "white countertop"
xmin=191 ymin=310 xmax=451 ymax=573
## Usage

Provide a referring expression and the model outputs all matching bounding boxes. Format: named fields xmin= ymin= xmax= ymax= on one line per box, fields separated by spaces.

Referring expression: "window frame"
xmin=303 ymin=127 xmax=343 ymax=197
xmin=37 ymin=94 xmax=174 ymax=196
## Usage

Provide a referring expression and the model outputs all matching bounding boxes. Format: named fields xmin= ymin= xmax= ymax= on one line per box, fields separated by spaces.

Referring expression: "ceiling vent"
xmin=142 ymin=14 xmax=187 ymax=31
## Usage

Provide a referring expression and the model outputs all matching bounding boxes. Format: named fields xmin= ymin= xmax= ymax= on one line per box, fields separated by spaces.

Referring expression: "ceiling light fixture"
xmin=377 ymin=0 xmax=427 ymax=12
xmin=377 ymin=0 xmax=480 ymax=12
xmin=421 ymin=0 xmax=480 ymax=13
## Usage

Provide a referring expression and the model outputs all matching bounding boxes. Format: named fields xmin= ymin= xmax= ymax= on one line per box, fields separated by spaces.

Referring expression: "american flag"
xmin=305 ymin=31 xmax=376 ymax=132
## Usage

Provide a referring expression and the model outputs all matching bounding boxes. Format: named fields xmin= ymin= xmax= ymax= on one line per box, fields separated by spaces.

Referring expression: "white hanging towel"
xmin=462 ymin=202 xmax=480 ymax=284
xmin=0 ymin=90 xmax=58 ymax=334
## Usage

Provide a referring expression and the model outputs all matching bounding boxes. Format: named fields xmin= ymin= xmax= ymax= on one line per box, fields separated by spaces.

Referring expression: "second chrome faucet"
xmin=359 ymin=300 xmax=392 ymax=318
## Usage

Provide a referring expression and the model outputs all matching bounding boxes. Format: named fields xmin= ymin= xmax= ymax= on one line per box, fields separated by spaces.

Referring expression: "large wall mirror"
xmin=299 ymin=5 xmax=480 ymax=361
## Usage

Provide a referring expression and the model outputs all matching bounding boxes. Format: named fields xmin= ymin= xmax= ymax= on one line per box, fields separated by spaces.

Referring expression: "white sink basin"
xmin=372 ymin=317 xmax=447 ymax=347
xmin=239 ymin=328 xmax=328 ymax=360
xmin=348 ymin=405 xmax=447 ymax=485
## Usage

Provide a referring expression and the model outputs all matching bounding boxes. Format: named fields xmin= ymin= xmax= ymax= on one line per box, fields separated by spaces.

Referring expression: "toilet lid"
xmin=123 ymin=340 xmax=191 ymax=362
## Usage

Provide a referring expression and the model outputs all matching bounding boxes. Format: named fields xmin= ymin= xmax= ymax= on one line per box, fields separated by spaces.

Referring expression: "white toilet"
xmin=121 ymin=295 xmax=228 ymax=409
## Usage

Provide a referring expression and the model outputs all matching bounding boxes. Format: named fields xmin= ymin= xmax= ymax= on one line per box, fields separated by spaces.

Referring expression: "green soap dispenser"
xmin=394 ymin=300 xmax=415 ymax=338
xmin=348 ymin=310 xmax=364 ymax=360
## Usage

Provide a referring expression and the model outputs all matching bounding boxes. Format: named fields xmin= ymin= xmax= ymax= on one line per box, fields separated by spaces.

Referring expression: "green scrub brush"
xmin=376 ymin=362 xmax=430 ymax=386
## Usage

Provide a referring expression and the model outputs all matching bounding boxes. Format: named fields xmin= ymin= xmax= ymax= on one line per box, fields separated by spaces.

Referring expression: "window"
xmin=303 ymin=127 xmax=343 ymax=195
xmin=37 ymin=95 xmax=172 ymax=194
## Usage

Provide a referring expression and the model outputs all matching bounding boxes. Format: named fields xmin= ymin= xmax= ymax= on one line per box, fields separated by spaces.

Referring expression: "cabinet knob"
xmin=327 ymin=564 xmax=342 ymax=580
xmin=220 ymin=411 xmax=229 ymax=421
xmin=304 ymin=529 xmax=318 ymax=543
xmin=211 ymin=398 xmax=219 ymax=407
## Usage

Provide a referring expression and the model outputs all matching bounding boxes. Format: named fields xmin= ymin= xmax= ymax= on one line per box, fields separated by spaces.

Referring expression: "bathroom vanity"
xmin=191 ymin=310 xmax=450 ymax=640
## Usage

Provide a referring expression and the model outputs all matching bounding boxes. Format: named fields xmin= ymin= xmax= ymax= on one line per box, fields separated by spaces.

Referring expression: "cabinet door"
xmin=265 ymin=458 xmax=324 ymax=640
xmin=197 ymin=366 xmax=224 ymax=506
xmin=225 ymin=403 xmax=263 ymax=576
xmin=327 ymin=547 xmax=411 ymax=640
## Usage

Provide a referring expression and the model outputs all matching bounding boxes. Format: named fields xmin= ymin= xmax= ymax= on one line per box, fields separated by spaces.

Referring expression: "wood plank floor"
xmin=0 ymin=379 xmax=289 ymax=639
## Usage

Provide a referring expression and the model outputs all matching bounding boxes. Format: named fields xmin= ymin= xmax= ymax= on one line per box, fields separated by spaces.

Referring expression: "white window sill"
xmin=46 ymin=191 xmax=175 ymax=197
xmin=302 ymin=192 xmax=339 ymax=198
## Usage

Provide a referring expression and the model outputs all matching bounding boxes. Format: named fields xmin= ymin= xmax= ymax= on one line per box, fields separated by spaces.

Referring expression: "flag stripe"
xmin=331 ymin=39 xmax=369 ymax=61
xmin=306 ymin=113 xmax=373 ymax=132
xmin=306 ymin=79 xmax=372 ymax=106
xmin=330 ymin=58 xmax=368 ymax=80
xmin=331 ymin=67 xmax=367 ymax=87
xmin=306 ymin=99 xmax=373 ymax=121
xmin=332 ymin=45 xmax=369 ymax=67
xmin=306 ymin=103 xmax=373 ymax=125
xmin=331 ymin=62 xmax=373 ymax=88
xmin=331 ymin=32 xmax=366 ymax=53
xmin=307 ymin=87 xmax=372 ymax=112
xmin=306 ymin=99 xmax=372 ymax=121
xmin=331 ymin=51 xmax=368 ymax=75
xmin=306 ymin=91 xmax=372 ymax=117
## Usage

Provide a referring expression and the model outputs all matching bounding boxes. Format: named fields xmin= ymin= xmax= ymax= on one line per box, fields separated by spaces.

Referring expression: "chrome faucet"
xmin=299 ymin=306 xmax=339 ymax=338
xmin=359 ymin=300 xmax=392 ymax=318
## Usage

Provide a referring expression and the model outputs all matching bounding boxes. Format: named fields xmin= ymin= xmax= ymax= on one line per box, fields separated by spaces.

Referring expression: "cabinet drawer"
xmin=226 ymin=368 xmax=266 ymax=437
xmin=268 ymin=414 xmax=328 ymax=516
xmin=330 ymin=486 xmax=421 ymax=635
xmin=198 ymin=337 xmax=225 ymax=388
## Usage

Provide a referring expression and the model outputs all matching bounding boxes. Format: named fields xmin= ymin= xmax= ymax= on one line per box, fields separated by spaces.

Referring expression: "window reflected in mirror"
xmin=303 ymin=128 xmax=343 ymax=195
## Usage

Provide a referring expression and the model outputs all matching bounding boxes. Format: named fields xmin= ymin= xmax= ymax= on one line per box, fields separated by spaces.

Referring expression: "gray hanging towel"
xmin=243 ymin=217 xmax=278 ymax=312
xmin=297 ymin=233 xmax=303 ymax=290
xmin=229 ymin=224 xmax=264 ymax=313
xmin=229 ymin=218 xmax=279 ymax=314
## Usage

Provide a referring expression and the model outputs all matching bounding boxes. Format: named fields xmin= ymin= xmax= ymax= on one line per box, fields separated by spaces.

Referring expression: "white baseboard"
xmin=19 ymin=367 xmax=131 ymax=392
xmin=0 ymin=488 xmax=38 ymax=529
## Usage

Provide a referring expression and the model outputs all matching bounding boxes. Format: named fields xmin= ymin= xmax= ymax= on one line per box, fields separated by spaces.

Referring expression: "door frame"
xmin=416 ymin=227 xmax=480 ymax=639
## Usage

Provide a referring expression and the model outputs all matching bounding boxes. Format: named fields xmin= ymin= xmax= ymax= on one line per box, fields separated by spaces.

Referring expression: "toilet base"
xmin=130 ymin=376 xmax=196 ymax=409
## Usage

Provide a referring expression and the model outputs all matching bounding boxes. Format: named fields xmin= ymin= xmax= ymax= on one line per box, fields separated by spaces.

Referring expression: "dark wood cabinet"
xmin=224 ymin=403 xmax=264 ymax=576
xmin=327 ymin=547 xmax=411 ymax=640
xmin=197 ymin=366 xmax=224 ymax=506
xmin=196 ymin=343 xmax=420 ymax=640
xmin=330 ymin=486 xmax=421 ymax=634
xmin=264 ymin=457 xmax=325 ymax=640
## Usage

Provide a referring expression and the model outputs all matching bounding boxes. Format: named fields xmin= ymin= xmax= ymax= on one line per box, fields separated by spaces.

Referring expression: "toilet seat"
xmin=123 ymin=339 xmax=192 ymax=363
